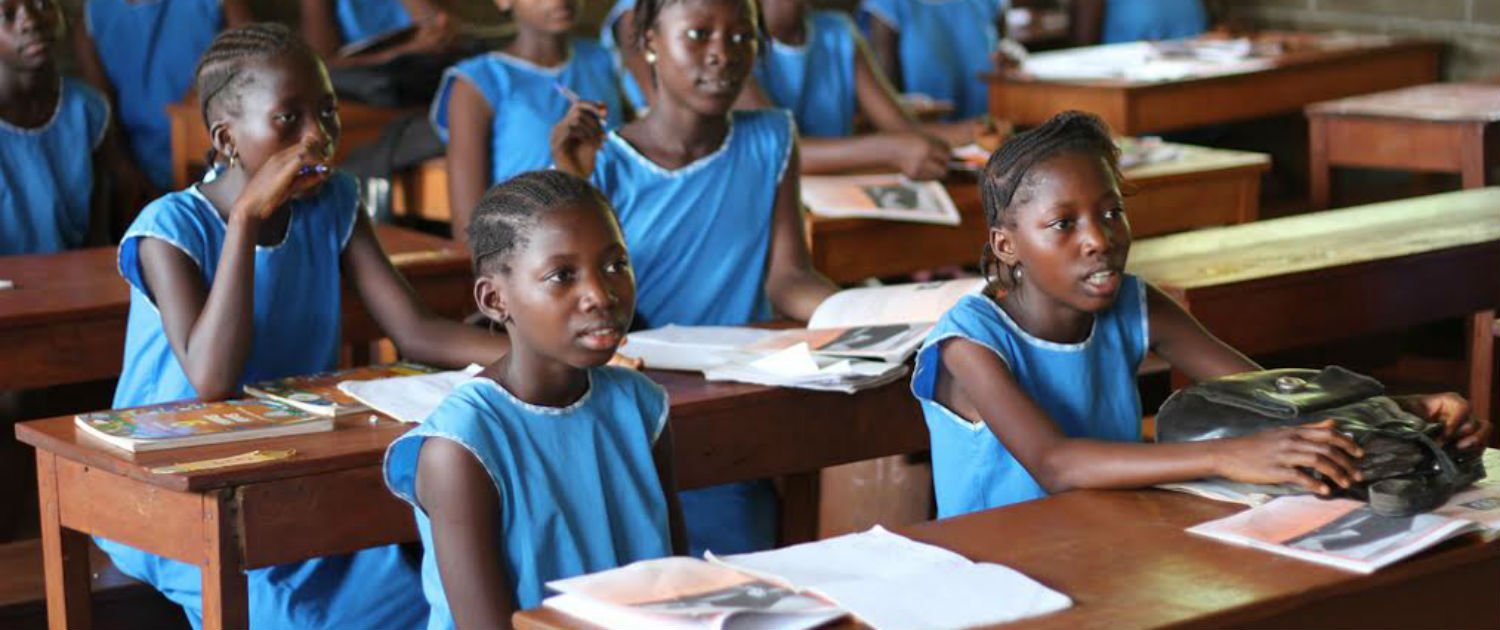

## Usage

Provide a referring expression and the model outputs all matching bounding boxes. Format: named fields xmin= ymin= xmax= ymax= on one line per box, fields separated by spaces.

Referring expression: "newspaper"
xmin=801 ymin=174 xmax=962 ymax=225
xmin=542 ymin=527 xmax=1071 ymax=630
xmin=1188 ymin=496 xmax=1481 ymax=574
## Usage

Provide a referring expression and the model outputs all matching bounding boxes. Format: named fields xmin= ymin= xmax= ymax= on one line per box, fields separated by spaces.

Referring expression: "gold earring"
xmin=228 ymin=151 xmax=239 ymax=169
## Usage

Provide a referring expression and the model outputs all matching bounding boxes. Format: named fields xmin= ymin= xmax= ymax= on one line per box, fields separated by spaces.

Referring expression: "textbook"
xmin=541 ymin=526 xmax=1071 ymax=630
xmin=244 ymin=362 xmax=437 ymax=416
xmin=337 ymin=365 xmax=485 ymax=424
xmin=622 ymin=278 xmax=981 ymax=372
xmin=801 ymin=174 xmax=961 ymax=225
xmin=75 ymin=399 xmax=332 ymax=453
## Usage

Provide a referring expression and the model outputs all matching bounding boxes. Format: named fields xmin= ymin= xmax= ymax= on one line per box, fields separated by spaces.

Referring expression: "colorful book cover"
xmin=75 ymin=399 xmax=331 ymax=452
xmin=244 ymin=362 xmax=436 ymax=416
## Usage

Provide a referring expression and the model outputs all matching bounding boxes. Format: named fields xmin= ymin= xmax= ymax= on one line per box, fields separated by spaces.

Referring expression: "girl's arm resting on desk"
xmin=1145 ymin=283 xmax=1260 ymax=381
xmin=935 ymin=336 xmax=1364 ymax=495
xmin=764 ymin=144 xmax=839 ymax=321
xmin=342 ymin=211 xmax=510 ymax=367
xmin=444 ymin=79 xmax=493 ymax=245
xmin=653 ymin=422 xmax=688 ymax=555
xmin=417 ymin=437 xmax=517 ymax=630
xmin=297 ymin=0 xmax=455 ymax=68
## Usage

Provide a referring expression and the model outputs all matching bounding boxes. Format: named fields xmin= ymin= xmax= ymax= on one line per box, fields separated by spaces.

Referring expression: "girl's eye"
xmin=546 ymin=268 xmax=577 ymax=284
xmin=274 ymin=112 xmax=298 ymax=124
xmin=1104 ymin=207 xmax=1126 ymax=220
xmin=729 ymin=32 xmax=751 ymax=44
xmin=605 ymin=258 xmax=631 ymax=274
xmin=1047 ymin=219 xmax=1074 ymax=231
xmin=685 ymin=28 xmax=709 ymax=41
xmin=321 ymin=104 xmax=339 ymax=119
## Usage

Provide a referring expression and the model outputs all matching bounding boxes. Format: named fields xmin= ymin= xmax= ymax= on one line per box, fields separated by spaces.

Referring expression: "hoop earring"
xmin=228 ymin=152 xmax=240 ymax=169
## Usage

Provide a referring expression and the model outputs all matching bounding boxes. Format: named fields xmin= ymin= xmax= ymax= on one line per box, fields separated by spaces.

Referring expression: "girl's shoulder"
xmin=126 ymin=186 xmax=221 ymax=241
xmin=810 ymin=9 xmax=859 ymax=34
xmin=570 ymin=37 xmax=613 ymax=63
xmin=591 ymin=366 xmax=670 ymax=443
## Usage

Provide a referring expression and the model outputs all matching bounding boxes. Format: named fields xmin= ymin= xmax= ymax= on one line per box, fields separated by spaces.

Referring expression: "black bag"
xmin=1155 ymin=366 xmax=1484 ymax=516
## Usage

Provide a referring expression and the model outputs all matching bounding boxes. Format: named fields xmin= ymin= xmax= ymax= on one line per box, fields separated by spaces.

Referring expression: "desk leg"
xmin=36 ymin=452 xmax=92 ymax=630
xmin=1461 ymin=128 xmax=1491 ymax=189
xmin=201 ymin=491 xmax=248 ymax=630
xmin=1308 ymin=116 xmax=1331 ymax=210
xmin=779 ymin=472 xmax=820 ymax=546
xmin=1467 ymin=310 xmax=1495 ymax=432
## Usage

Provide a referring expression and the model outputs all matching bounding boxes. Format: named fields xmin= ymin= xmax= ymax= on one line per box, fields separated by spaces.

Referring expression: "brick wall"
xmin=1211 ymin=0 xmax=1500 ymax=80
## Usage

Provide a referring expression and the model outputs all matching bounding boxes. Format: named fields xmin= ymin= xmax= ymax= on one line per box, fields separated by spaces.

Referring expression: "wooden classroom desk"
xmin=1307 ymin=83 xmax=1500 ymax=209
xmin=166 ymin=100 xmax=419 ymax=189
xmin=810 ymin=144 xmax=1269 ymax=283
xmin=390 ymin=145 xmax=1270 ymax=284
xmin=990 ymin=36 xmax=1442 ymax=135
xmin=15 ymin=370 xmax=927 ymax=630
xmin=1128 ymin=187 xmax=1500 ymax=425
xmin=0 ymin=225 xmax=470 ymax=391
xmin=515 ymin=489 xmax=1500 ymax=630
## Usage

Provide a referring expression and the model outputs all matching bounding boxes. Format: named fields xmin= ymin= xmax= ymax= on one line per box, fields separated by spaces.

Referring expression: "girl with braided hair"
xmin=101 ymin=23 xmax=509 ymax=629
xmin=911 ymin=110 xmax=1484 ymax=518
xmin=385 ymin=170 xmax=683 ymax=629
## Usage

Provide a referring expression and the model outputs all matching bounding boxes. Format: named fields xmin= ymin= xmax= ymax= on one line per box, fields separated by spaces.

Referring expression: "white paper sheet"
xmin=336 ymin=365 xmax=483 ymax=423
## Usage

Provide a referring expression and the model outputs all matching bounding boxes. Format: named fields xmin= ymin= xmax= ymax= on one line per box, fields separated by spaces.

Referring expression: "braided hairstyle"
xmin=193 ymin=23 xmax=315 ymax=166
xmin=469 ymin=170 xmax=615 ymax=275
xmin=979 ymin=110 xmax=1125 ymax=291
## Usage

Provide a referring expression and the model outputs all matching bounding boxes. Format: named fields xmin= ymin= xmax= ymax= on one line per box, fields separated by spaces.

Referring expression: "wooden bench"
xmin=0 ymin=538 xmax=187 ymax=630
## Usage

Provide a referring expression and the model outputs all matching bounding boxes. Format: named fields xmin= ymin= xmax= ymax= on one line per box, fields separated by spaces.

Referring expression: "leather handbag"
xmin=1155 ymin=366 xmax=1484 ymax=516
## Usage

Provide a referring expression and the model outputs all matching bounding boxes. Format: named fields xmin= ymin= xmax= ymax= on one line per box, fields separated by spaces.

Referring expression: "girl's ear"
xmin=990 ymin=226 xmax=1019 ymax=267
xmin=209 ymin=120 xmax=235 ymax=167
xmin=473 ymin=275 xmax=510 ymax=327
xmin=642 ymin=27 xmax=658 ymax=63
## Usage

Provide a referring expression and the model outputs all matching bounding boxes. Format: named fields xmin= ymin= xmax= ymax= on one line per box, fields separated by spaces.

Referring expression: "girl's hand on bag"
xmin=1215 ymin=419 xmax=1365 ymax=495
xmin=1400 ymin=392 xmax=1488 ymax=451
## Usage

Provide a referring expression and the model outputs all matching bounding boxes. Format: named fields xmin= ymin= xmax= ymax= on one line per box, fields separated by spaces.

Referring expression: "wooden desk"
xmin=991 ymin=36 xmax=1442 ymax=135
xmin=1307 ymin=83 xmax=1500 ymax=209
xmin=1128 ymin=187 xmax=1500 ymax=424
xmin=166 ymin=100 xmax=418 ymax=189
xmin=15 ymin=371 xmax=926 ymax=630
xmin=515 ymin=489 xmax=1500 ymax=630
xmin=0 ymin=226 xmax=469 ymax=391
xmin=392 ymin=145 xmax=1271 ymax=284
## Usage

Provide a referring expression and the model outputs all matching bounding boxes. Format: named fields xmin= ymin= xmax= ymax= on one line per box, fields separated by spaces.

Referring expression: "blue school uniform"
xmin=430 ymin=39 xmax=624 ymax=186
xmin=85 ymin=0 xmax=221 ymax=190
xmin=101 ymin=172 xmax=428 ymax=630
xmin=384 ymin=368 xmax=672 ymax=626
xmin=911 ymin=276 xmax=1149 ymax=518
xmin=0 ymin=77 xmax=109 ymax=255
xmin=753 ymin=11 xmax=859 ymax=138
xmin=589 ymin=109 xmax=794 ymax=554
xmin=860 ymin=0 xmax=1002 ymax=119
xmin=598 ymin=0 xmax=650 ymax=112
xmin=336 ymin=0 xmax=412 ymax=43
xmin=1101 ymin=0 xmax=1208 ymax=44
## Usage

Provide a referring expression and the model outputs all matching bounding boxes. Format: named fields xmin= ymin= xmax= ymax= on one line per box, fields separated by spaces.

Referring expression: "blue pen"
xmin=555 ymin=82 xmax=604 ymax=124
xmin=298 ymin=164 xmax=331 ymax=177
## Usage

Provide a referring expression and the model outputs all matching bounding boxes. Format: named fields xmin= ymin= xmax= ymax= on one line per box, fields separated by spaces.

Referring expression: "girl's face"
xmin=0 ymin=0 xmax=62 ymax=72
xmin=503 ymin=0 xmax=578 ymax=34
xmin=644 ymin=0 xmax=759 ymax=115
xmin=217 ymin=51 xmax=339 ymax=181
xmin=992 ymin=150 xmax=1131 ymax=314
xmin=483 ymin=202 xmax=637 ymax=369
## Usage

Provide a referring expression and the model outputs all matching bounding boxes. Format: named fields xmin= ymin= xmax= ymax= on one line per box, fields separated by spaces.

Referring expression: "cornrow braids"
xmin=193 ymin=22 xmax=313 ymax=165
xmin=469 ymin=170 xmax=614 ymax=275
xmin=978 ymin=110 xmax=1124 ymax=289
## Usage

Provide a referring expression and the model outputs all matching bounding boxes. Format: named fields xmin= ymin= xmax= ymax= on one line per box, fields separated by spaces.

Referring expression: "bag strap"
xmin=1365 ymin=429 xmax=1468 ymax=517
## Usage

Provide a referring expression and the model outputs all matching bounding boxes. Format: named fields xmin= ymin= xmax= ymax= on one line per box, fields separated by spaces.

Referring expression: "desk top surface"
xmin=519 ymin=489 xmax=1500 ymax=630
xmin=0 ymin=225 xmax=464 ymax=328
xmin=1128 ymin=187 xmax=1500 ymax=290
xmin=1306 ymin=82 xmax=1500 ymax=122
xmin=1002 ymin=34 xmax=1439 ymax=89
xmin=14 ymin=369 xmax=903 ymax=493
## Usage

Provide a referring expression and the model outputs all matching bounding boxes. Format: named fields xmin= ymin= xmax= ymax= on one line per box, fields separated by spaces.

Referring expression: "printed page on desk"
xmin=1188 ymin=496 xmax=1479 ymax=574
xmin=801 ymin=174 xmax=961 ymax=225
xmin=710 ymin=526 xmax=1073 ymax=630
xmin=544 ymin=557 xmax=845 ymax=630
xmin=336 ymin=365 xmax=484 ymax=423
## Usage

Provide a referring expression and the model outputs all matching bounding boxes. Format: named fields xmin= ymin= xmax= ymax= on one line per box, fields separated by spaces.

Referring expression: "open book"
xmin=801 ymin=175 xmax=961 ymax=225
xmin=543 ymin=527 xmax=1071 ymax=630
xmin=244 ymin=362 xmax=437 ymax=416
xmin=75 ymin=399 xmax=331 ymax=453
xmin=623 ymin=278 xmax=980 ymax=370
xmin=336 ymin=365 xmax=484 ymax=424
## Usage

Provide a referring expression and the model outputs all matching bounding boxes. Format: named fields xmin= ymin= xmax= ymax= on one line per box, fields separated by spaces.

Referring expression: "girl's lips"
xmin=578 ymin=326 xmax=624 ymax=351
xmin=1081 ymin=269 xmax=1122 ymax=297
